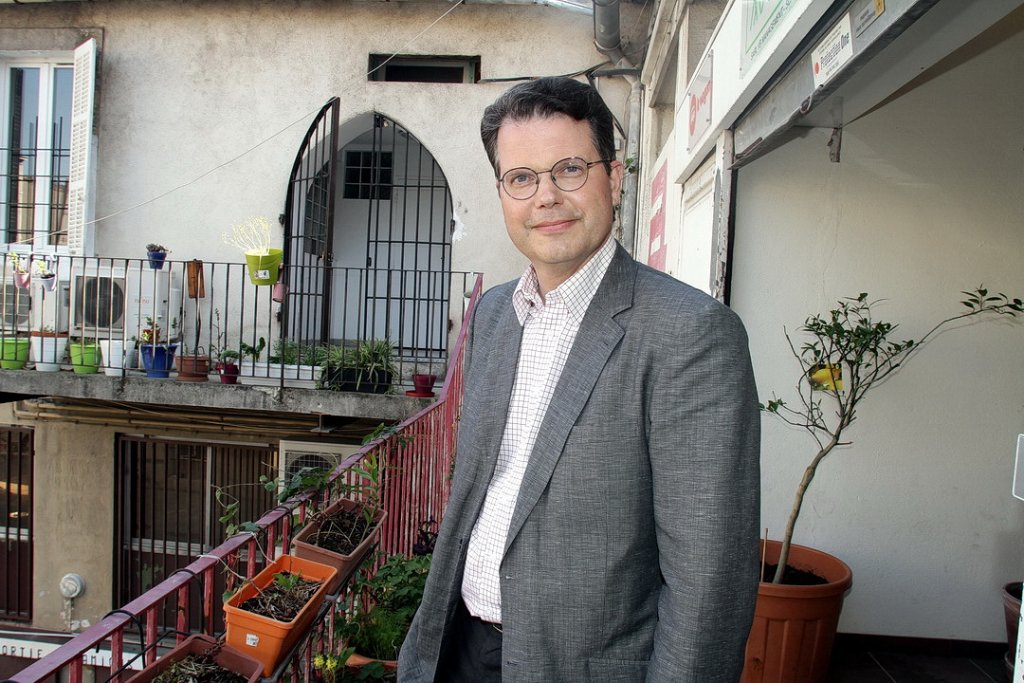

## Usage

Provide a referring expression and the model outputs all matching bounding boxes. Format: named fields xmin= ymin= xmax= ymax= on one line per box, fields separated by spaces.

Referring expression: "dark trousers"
xmin=437 ymin=600 xmax=502 ymax=682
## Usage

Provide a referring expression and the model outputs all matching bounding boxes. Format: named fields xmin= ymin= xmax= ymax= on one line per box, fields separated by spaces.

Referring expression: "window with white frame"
xmin=0 ymin=38 xmax=97 ymax=256
xmin=1 ymin=60 xmax=72 ymax=248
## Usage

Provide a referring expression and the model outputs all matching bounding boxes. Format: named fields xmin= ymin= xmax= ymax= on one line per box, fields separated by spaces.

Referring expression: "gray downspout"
xmin=593 ymin=0 xmax=641 ymax=257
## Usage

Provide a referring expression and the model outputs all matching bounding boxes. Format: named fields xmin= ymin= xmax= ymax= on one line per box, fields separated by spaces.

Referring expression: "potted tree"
xmin=744 ymin=287 xmax=1023 ymax=683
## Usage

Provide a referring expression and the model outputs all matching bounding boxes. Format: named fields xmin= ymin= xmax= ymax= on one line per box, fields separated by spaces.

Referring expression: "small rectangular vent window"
xmin=368 ymin=55 xmax=480 ymax=84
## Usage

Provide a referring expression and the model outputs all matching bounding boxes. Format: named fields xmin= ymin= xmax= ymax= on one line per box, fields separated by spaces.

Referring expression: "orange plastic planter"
xmin=742 ymin=540 xmax=852 ymax=683
xmin=292 ymin=498 xmax=386 ymax=595
xmin=128 ymin=634 xmax=262 ymax=682
xmin=223 ymin=555 xmax=338 ymax=676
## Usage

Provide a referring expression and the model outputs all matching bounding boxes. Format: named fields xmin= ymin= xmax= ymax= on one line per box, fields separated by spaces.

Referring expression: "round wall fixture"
xmin=59 ymin=573 xmax=86 ymax=599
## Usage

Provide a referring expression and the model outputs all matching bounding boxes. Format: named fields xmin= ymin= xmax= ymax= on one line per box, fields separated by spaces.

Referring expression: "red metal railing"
xmin=8 ymin=273 xmax=483 ymax=683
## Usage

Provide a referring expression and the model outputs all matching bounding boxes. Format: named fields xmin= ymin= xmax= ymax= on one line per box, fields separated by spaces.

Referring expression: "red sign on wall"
xmin=648 ymin=162 xmax=668 ymax=272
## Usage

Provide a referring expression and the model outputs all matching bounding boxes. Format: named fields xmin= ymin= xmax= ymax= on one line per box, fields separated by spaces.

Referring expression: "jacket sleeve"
xmin=645 ymin=301 xmax=761 ymax=683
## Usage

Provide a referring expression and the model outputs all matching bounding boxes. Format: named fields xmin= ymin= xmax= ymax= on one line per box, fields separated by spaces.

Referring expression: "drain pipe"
xmin=593 ymin=0 xmax=642 ymax=256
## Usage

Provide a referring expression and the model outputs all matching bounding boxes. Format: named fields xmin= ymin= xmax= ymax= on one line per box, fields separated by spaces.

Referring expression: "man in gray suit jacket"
xmin=399 ymin=76 xmax=760 ymax=682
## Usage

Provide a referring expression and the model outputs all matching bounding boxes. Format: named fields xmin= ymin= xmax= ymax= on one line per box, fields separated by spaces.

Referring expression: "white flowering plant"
xmin=222 ymin=216 xmax=276 ymax=256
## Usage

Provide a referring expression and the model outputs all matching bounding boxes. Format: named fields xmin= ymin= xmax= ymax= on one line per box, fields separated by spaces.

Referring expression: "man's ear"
xmin=608 ymin=160 xmax=624 ymax=204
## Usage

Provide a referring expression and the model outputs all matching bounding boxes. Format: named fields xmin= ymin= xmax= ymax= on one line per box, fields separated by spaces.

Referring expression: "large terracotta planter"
xmin=292 ymin=498 xmax=386 ymax=595
xmin=741 ymin=540 xmax=852 ymax=683
xmin=128 ymin=634 xmax=262 ymax=683
xmin=1004 ymin=582 xmax=1021 ymax=681
xmin=223 ymin=554 xmax=337 ymax=676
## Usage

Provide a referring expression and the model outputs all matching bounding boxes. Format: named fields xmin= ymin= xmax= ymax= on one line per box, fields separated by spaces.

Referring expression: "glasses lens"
xmin=503 ymin=168 xmax=538 ymax=199
xmin=551 ymin=158 xmax=589 ymax=192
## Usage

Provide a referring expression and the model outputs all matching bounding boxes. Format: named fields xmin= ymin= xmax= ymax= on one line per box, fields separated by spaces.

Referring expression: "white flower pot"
xmin=31 ymin=335 xmax=69 ymax=372
xmin=99 ymin=339 xmax=125 ymax=376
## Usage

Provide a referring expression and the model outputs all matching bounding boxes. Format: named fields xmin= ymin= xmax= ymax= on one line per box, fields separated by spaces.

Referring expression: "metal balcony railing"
xmin=0 ymin=253 xmax=475 ymax=390
xmin=7 ymin=273 xmax=483 ymax=683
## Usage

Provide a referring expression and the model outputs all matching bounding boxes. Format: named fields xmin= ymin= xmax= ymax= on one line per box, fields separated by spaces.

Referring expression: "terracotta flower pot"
xmin=127 ymin=634 xmax=262 ymax=683
xmin=741 ymin=540 xmax=852 ymax=683
xmin=291 ymin=498 xmax=387 ymax=595
xmin=223 ymin=554 xmax=337 ymax=676
xmin=176 ymin=355 xmax=210 ymax=382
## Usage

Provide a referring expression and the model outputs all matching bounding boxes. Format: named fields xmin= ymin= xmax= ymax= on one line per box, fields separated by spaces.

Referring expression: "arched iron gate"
xmin=283 ymin=102 xmax=453 ymax=359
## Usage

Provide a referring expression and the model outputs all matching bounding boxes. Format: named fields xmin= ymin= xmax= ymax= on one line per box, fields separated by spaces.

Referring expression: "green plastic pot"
xmin=244 ymin=248 xmax=283 ymax=286
xmin=69 ymin=342 xmax=101 ymax=374
xmin=0 ymin=338 xmax=30 ymax=369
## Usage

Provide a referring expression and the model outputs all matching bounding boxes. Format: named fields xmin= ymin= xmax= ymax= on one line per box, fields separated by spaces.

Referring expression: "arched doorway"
xmin=283 ymin=101 xmax=453 ymax=363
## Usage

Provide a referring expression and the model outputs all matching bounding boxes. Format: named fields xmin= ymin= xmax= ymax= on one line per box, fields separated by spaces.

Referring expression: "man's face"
xmin=494 ymin=114 xmax=622 ymax=294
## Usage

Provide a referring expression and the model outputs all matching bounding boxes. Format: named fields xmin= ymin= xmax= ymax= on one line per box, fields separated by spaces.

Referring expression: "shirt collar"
xmin=511 ymin=234 xmax=616 ymax=325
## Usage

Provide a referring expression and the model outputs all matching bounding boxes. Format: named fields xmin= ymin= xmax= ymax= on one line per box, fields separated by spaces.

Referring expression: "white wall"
xmin=2 ymin=0 xmax=637 ymax=292
xmin=730 ymin=16 xmax=1024 ymax=641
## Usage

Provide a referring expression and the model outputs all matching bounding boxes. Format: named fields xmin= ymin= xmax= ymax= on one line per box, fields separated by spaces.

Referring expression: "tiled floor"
xmin=826 ymin=641 xmax=1009 ymax=682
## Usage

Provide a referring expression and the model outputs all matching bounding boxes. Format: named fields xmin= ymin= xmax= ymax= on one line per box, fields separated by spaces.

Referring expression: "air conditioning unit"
xmin=278 ymin=440 xmax=361 ymax=488
xmin=1 ymin=272 xmax=70 ymax=333
xmin=70 ymin=265 xmax=182 ymax=341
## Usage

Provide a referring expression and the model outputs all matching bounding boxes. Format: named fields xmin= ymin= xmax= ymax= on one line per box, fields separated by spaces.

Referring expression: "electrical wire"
xmin=86 ymin=1 xmax=467 ymax=228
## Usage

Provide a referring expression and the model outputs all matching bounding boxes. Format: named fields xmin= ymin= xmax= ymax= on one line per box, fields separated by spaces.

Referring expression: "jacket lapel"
xmin=503 ymin=246 xmax=636 ymax=552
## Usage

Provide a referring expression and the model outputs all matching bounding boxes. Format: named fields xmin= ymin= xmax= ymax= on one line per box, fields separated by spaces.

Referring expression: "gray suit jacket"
xmin=399 ymin=245 xmax=760 ymax=682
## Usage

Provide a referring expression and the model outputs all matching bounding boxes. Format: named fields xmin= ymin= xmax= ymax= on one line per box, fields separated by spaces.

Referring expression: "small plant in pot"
xmin=128 ymin=634 xmax=262 ymax=683
xmin=139 ymin=316 xmax=179 ymax=379
xmin=289 ymin=449 xmax=388 ymax=595
xmin=323 ymin=340 xmax=397 ymax=394
xmin=223 ymin=554 xmax=338 ymax=676
xmin=745 ymin=287 xmax=1023 ymax=683
xmin=146 ymin=243 xmax=169 ymax=270
xmin=332 ymin=521 xmax=437 ymax=679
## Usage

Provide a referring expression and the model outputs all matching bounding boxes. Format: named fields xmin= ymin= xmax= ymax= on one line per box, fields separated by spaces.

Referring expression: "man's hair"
xmin=480 ymin=76 xmax=616 ymax=176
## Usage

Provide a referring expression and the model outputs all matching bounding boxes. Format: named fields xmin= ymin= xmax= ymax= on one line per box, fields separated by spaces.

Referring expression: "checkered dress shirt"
xmin=461 ymin=236 xmax=616 ymax=623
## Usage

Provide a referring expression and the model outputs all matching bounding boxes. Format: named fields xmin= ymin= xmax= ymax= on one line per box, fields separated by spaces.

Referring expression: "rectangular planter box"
xmin=292 ymin=498 xmax=386 ymax=595
xmin=128 ymin=634 xmax=262 ymax=682
xmin=223 ymin=554 xmax=337 ymax=676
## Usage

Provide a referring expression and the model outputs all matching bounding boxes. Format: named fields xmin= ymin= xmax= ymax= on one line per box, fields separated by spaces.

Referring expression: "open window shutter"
xmin=67 ymin=38 xmax=97 ymax=256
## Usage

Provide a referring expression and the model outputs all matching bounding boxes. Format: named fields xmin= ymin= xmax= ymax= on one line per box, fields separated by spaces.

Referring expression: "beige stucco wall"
xmin=730 ymin=15 xmax=1024 ymax=641
xmin=1 ymin=0 xmax=639 ymax=290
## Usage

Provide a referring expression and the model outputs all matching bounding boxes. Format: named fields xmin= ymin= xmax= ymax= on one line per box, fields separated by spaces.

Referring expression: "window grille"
xmin=343 ymin=150 xmax=393 ymax=200
xmin=114 ymin=436 xmax=277 ymax=631
xmin=0 ymin=426 xmax=32 ymax=621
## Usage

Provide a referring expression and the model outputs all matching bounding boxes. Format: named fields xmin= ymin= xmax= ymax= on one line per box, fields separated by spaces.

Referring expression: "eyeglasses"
xmin=498 ymin=157 xmax=612 ymax=200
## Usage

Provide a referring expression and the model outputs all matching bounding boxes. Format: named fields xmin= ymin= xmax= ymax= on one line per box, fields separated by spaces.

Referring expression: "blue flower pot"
xmin=141 ymin=343 xmax=177 ymax=378
xmin=147 ymin=251 xmax=167 ymax=270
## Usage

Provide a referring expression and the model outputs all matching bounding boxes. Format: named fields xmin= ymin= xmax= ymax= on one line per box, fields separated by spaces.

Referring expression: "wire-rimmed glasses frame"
xmin=497 ymin=157 xmax=613 ymax=200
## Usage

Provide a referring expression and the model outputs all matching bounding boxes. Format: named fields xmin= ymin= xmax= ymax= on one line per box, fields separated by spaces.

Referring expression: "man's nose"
xmin=533 ymin=172 xmax=563 ymax=206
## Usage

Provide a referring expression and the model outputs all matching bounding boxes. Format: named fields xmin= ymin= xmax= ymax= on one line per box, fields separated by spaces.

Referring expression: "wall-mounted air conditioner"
xmin=1 ymin=278 xmax=31 ymax=333
xmin=277 ymin=440 xmax=360 ymax=489
xmin=69 ymin=265 xmax=182 ymax=340
xmin=1 ymin=272 xmax=70 ymax=333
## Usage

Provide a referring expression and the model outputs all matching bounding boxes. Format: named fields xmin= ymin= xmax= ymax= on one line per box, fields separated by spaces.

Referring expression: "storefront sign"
xmin=686 ymin=51 xmax=713 ymax=150
xmin=811 ymin=12 xmax=854 ymax=88
xmin=0 ymin=636 xmax=144 ymax=671
xmin=741 ymin=0 xmax=798 ymax=74
xmin=647 ymin=162 xmax=668 ymax=272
